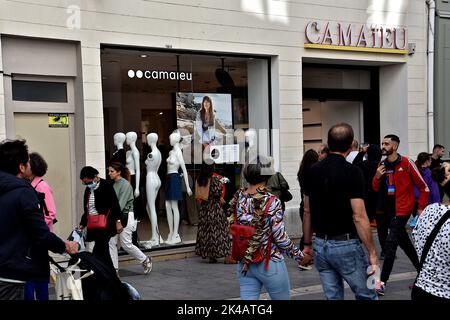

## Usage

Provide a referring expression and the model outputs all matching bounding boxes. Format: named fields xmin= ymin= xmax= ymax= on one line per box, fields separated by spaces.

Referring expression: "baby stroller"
xmin=50 ymin=252 xmax=140 ymax=300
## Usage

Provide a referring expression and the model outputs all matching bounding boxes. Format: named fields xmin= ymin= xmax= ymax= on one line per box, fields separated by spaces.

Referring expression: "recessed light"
xmin=159 ymin=112 xmax=163 ymax=115
xmin=140 ymin=54 xmax=148 ymax=58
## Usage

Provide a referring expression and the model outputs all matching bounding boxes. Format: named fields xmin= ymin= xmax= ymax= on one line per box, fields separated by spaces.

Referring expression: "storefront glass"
xmin=100 ymin=47 xmax=270 ymax=247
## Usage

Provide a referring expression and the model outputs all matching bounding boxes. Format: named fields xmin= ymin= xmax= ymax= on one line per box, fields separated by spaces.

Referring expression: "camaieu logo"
xmin=127 ymin=69 xmax=192 ymax=81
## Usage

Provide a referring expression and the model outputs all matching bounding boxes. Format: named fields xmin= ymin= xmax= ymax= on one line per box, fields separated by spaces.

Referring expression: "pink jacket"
xmin=31 ymin=176 xmax=57 ymax=231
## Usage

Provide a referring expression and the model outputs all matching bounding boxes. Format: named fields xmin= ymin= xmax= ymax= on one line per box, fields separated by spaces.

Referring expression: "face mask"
xmin=87 ymin=181 xmax=98 ymax=189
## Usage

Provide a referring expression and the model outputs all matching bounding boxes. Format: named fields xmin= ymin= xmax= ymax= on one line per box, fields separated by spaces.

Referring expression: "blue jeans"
xmin=313 ymin=238 xmax=377 ymax=300
xmin=24 ymin=281 xmax=49 ymax=300
xmin=237 ymin=259 xmax=291 ymax=300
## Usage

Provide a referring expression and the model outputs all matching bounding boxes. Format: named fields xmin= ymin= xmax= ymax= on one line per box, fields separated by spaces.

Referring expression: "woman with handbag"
xmin=78 ymin=166 xmax=123 ymax=271
xmin=228 ymin=155 xmax=311 ymax=300
xmin=108 ymin=162 xmax=152 ymax=275
xmin=194 ymin=163 xmax=230 ymax=263
xmin=411 ymin=163 xmax=450 ymax=301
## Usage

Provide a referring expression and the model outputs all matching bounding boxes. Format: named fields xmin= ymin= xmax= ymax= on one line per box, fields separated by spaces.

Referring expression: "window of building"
xmin=101 ymin=47 xmax=271 ymax=248
xmin=12 ymin=80 xmax=68 ymax=102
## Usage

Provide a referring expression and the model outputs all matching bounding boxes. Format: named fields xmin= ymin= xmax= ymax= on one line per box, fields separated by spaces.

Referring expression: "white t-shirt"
xmin=412 ymin=202 xmax=450 ymax=299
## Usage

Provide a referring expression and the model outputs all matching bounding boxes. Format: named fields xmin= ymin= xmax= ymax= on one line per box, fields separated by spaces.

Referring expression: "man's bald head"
xmin=327 ymin=123 xmax=354 ymax=153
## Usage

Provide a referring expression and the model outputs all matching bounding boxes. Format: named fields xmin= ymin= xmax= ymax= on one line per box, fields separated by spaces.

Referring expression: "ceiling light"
xmin=159 ymin=112 xmax=163 ymax=115
xmin=140 ymin=54 xmax=148 ymax=58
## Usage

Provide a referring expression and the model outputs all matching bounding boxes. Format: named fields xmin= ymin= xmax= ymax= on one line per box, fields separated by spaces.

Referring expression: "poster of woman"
xmin=176 ymin=93 xmax=232 ymax=147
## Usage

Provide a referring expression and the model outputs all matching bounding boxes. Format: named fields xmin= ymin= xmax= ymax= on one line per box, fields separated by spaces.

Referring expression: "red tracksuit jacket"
xmin=372 ymin=156 xmax=430 ymax=216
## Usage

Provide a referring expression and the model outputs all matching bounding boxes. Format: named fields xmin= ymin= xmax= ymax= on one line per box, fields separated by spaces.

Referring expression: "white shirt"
xmin=412 ymin=202 xmax=450 ymax=299
xmin=345 ymin=150 xmax=359 ymax=163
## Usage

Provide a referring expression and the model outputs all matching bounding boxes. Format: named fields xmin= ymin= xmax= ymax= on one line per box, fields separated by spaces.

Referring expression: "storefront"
xmin=0 ymin=1 xmax=430 ymax=252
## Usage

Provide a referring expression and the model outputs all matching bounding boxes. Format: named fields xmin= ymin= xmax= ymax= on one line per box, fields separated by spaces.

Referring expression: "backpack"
xmin=230 ymin=195 xmax=276 ymax=271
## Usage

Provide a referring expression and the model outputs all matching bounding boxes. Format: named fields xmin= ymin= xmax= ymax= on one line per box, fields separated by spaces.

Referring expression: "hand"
xmin=65 ymin=241 xmax=79 ymax=254
xmin=299 ymin=253 xmax=312 ymax=267
xmin=367 ymin=252 xmax=379 ymax=276
xmin=375 ymin=164 xmax=386 ymax=179
xmin=134 ymin=189 xmax=140 ymax=198
xmin=116 ymin=221 xmax=124 ymax=234
xmin=186 ymin=187 xmax=193 ymax=197
xmin=302 ymin=246 xmax=312 ymax=256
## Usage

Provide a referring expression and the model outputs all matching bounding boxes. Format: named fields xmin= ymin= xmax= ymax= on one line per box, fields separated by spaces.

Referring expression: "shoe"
xmin=298 ymin=264 xmax=313 ymax=271
xmin=142 ymin=256 xmax=152 ymax=275
xmin=208 ymin=257 xmax=217 ymax=264
xmin=169 ymin=234 xmax=181 ymax=244
xmin=375 ymin=281 xmax=385 ymax=296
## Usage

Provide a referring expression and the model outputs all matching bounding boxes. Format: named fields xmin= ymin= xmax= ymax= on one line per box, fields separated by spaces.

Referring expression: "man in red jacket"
xmin=372 ymin=134 xmax=429 ymax=296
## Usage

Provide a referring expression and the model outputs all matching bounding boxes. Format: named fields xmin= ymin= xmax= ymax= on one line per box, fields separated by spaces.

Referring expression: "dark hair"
xmin=384 ymin=134 xmax=400 ymax=144
xmin=367 ymin=144 xmax=382 ymax=162
xmin=0 ymin=139 xmax=29 ymax=175
xmin=297 ymin=149 xmax=319 ymax=189
xmin=109 ymin=162 xmax=130 ymax=182
xmin=327 ymin=123 xmax=354 ymax=153
xmin=431 ymin=166 xmax=446 ymax=185
xmin=197 ymin=163 xmax=214 ymax=187
xmin=243 ymin=155 xmax=274 ymax=185
xmin=29 ymin=152 xmax=48 ymax=177
xmin=80 ymin=166 xmax=99 ymax=179
xmin=415 ymin=152 xmax=431 ymax=170
xmin=200 ymin=96 xmax=214 ymax=127
xmin=319 ymin=144 xmax=330 ymax=155
xmin=433 ymin=144 xmax=444 ymax=151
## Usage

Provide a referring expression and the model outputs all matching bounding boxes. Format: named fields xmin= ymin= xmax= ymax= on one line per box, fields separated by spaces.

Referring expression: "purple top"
xmin=414 ymin=168 xmax=440 ymax=205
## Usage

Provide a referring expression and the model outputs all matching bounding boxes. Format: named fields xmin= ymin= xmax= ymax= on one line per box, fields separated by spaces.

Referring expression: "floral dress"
xmin=195 ymin=176 xmax=230 ymax=259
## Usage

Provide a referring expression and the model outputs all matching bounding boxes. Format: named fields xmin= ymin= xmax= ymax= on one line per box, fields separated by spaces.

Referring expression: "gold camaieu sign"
xmin=304 ymin=21 xmax=408 ymax=54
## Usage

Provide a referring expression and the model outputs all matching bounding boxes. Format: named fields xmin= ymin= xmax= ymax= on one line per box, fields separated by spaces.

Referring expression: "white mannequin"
xmin=240 ymin=129 xmax=258 ymax=188
xmin=126 ymin=131 xmax=140 ymax=198
xmin=111 ymin=132 xmax=126 ymax=166
xmin=145 ymin=133 xmax=163 ymax=246
xmin=165 ymin=131 xmax=193 ymax=244
xmin=113 ymin=132 xmax=126 ymax=149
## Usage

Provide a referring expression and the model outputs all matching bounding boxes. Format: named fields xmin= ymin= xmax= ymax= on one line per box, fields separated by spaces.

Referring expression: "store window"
xmin=101 ymin=47 xmax=270 ymax=248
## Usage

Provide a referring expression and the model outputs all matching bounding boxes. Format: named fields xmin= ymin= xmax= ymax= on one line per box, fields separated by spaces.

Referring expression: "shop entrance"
xmin=14 ymin=113 xmax=76 ymax=238
xmin=302 ymin=64 xmax=380 ymax=152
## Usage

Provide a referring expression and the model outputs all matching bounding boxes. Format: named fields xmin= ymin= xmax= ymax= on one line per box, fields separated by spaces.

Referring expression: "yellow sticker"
xmin=48 ymin=113 xmax=69 ymax=128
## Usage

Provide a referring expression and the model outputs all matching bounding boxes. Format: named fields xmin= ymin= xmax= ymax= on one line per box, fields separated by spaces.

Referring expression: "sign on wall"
xmin=48 ymin=113 xmax=69 ymax=128
xmin=304 ymin=21 xmax=408 ymax=54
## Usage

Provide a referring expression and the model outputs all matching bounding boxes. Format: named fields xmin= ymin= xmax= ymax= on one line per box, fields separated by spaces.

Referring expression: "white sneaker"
xmin=169 ymin=234 xmax=181 ymax=244
xmin=142 ymin=256 xmax=152 ymax=275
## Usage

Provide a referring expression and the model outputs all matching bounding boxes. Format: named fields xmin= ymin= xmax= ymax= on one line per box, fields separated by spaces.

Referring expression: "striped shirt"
xmin=228 ymin=188 xmax=303 ymax=263
xmin=88 ymin=183 xmax=100 ymax=215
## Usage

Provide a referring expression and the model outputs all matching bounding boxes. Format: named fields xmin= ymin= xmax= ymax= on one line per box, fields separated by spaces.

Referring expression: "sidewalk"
xmin=116 ymin=237 xmax=417 ymax=300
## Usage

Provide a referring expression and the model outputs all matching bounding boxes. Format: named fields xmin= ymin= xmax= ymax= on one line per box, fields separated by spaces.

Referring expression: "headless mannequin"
xmin=145 ymin=133 xmax=163 ymax=246
xmin=165 ymin=131 xmax=193 ymax=244
xmin=111 ymin=132 xmax=126 ymax=166
xmin=240 ymin=129 xmax=258 ymax=188
xmin=126 ymin=131 xmax=140 ymax=197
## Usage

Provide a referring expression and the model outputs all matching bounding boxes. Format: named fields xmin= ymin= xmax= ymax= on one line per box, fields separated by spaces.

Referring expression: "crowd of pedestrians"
xmin=1 ymin=124 xmax=448 ymax=301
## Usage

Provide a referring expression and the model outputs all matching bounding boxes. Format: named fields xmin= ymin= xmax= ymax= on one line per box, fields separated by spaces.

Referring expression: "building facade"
xmin=0 ymin=0 xmax=430 ymax=246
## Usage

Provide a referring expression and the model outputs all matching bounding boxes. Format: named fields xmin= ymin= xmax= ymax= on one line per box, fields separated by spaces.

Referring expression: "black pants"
xmin=375 ymin=213 xmax=389 ymax=253
xmin=411 ymin=285 xmax=450 ymax=301
xmin=93 ymin=235 xmax=115 ymax=271
xmin=0 ymin=281 xmax=24 ymax=300
xmin=380 ymin=215 xmax=419 ymax=283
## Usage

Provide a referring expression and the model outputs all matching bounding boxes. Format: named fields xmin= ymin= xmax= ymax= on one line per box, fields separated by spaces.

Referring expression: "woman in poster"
xmin=195 ymin=96 xmax=216 ymax=146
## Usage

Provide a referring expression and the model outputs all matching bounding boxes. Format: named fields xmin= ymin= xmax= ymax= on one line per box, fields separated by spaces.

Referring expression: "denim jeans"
xmin=237 ymin=259 xmax=291 ymax=300
xmin=313 ymin=238 xmax=377 ymax=300
xmin=24 ymin=281 xmax=49 ymax=300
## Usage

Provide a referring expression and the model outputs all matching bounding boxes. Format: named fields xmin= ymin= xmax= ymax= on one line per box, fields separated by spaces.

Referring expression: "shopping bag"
xmin=68 ymin=228 xmax=86 ymax=252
